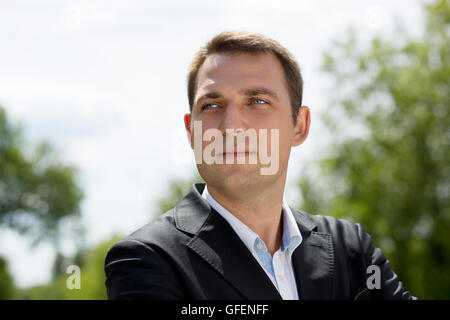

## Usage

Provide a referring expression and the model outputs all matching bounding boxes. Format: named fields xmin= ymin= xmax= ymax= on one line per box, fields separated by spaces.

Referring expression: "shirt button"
xmin=278 ymin=275 xmax=284 ymax=282
xmin=256 ymin=242 xmax=264 ymax=250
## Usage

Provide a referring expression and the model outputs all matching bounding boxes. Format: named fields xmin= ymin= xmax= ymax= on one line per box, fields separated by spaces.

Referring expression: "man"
xmin=104 ymin=31 xmax=416 ymax=300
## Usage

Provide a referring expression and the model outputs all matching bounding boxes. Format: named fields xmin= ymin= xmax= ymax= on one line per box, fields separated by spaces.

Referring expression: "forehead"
xmin=195 ymin=52 xmax=288 ymax=98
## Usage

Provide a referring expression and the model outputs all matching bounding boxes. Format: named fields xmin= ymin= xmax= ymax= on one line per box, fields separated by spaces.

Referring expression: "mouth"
xmin=220 ymin=151 xmax=256 ymax=157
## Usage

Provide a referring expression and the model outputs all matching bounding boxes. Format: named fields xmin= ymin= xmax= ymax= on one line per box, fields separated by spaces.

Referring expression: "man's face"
xmin=185 ymin=52 xmax=309 ymax=194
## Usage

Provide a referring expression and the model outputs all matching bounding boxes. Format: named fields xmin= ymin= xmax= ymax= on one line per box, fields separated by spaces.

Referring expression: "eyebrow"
xmin=239 ymin=87 xmax=280 ymax=102
xmin=194 ymin=86 xmax=280 ymax=107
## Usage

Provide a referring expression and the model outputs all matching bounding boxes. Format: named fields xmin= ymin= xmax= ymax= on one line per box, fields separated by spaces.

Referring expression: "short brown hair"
xmin=187 ymin=31 xmax=304 ymax=124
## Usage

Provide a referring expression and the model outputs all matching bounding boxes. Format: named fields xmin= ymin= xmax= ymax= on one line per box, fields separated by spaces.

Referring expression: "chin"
xmin=199 ymin=164 xmax=266 ymax=190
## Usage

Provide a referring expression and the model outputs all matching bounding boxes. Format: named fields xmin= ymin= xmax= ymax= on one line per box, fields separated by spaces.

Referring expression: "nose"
xmin=219 ymin=101 xmax=248 ymax=135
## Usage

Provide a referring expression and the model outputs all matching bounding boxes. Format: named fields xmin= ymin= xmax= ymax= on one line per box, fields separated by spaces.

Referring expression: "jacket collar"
xmin=174 ymin=183 xmax=334 ymax=300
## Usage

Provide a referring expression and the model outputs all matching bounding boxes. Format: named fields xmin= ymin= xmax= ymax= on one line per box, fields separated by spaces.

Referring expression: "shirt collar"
xmin=280 ymin=198 xmax=303 ymax=252
xmin=202 ymin=184 xmax=302 ymax=254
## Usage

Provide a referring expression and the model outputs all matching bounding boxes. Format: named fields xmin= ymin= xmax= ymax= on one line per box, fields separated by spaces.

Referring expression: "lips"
xmin=220 ymin=150 xmax=256 ymax=157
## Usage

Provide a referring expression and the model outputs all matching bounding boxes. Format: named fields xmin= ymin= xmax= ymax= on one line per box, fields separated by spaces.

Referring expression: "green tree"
xmin=0 ymin=106 xmax=85 ymax=299
xmin=20 ymin=235 xmax=123 ymax=300
xmin=0 ymin=106 xmax=84 ymax=247
xmin=298 ymin=0 xmax=449 ymax=299
xmin=0 ymin=256 xmax=17 ymax=299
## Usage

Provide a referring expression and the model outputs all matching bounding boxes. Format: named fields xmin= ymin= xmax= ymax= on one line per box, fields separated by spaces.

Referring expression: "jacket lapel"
xmin=290 ymin=208 xmax=334 ymax=300
xmin=175 ymin=183 xmax=282 ymax=300
xmin=174 ymin=183 xmax=335 ymax=300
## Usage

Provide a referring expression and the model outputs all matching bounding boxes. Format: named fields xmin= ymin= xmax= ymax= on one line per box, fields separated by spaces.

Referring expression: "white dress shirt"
xmin=202 ymin=185 xmax=302 ymax=300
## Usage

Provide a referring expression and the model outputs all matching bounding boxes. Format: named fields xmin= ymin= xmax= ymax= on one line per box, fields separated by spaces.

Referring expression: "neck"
xmin=206 ymin=174 xmax=287 ymax=256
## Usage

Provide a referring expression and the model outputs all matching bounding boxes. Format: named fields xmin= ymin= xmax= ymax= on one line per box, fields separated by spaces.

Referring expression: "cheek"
xmin=253 ymin=126 xmax=286 ymax=157
xmin=195 ymin=115 xmax=219 ymax=130
xmin=270 ymin=124 xmax=294 ymax=156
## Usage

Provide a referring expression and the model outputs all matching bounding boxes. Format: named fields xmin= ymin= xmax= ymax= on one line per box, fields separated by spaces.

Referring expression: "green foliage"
xmin=19 ymin=235 xmax=123 ymax=300
xmin=298 ymin=0 xmax=449 ymax=299
xmin=0 ymin=256 xmax=17 ymax=299
xmin=153 ymin=173 xmax=204 ymax=218
xmin=0 ymin=107 xmax=84 ymax=247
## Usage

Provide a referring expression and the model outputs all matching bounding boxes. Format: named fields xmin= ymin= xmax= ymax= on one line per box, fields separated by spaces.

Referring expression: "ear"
xmin=184 ymin=113 xmax=193 ymax=149
xmin=292 ymin=106 xmax=311 ymax=147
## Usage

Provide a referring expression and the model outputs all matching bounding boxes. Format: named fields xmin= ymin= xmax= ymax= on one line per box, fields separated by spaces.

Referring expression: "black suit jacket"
xmin=104 ymin=183 xmax=416 ymax=300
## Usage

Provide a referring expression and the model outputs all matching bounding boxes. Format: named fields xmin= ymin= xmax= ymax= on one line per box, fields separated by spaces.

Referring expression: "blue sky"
xmin=0 ymin=0 xmax=425 ymax=287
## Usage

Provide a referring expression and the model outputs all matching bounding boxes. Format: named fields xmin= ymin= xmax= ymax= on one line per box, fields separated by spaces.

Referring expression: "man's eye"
xmin=251 ymin=98 xmax=267 ymax=105
xmin=202 ymin=103 xmax=218 ymax=110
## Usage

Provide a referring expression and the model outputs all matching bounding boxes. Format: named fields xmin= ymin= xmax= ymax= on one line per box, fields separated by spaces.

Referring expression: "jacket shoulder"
xmin=104 ymin=209 xmax=187 ymax=299
xmin=294 ymin=209 xmax=369 ymax=258
xmin=126 ymin=208 xmax=187 ymax=246
xmin=107 ymin=208 xmax=188 ymax=254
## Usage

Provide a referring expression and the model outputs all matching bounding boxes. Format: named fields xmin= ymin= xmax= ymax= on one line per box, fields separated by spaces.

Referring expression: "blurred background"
xmin=0 ymin=0 xmax=448 ymax=299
